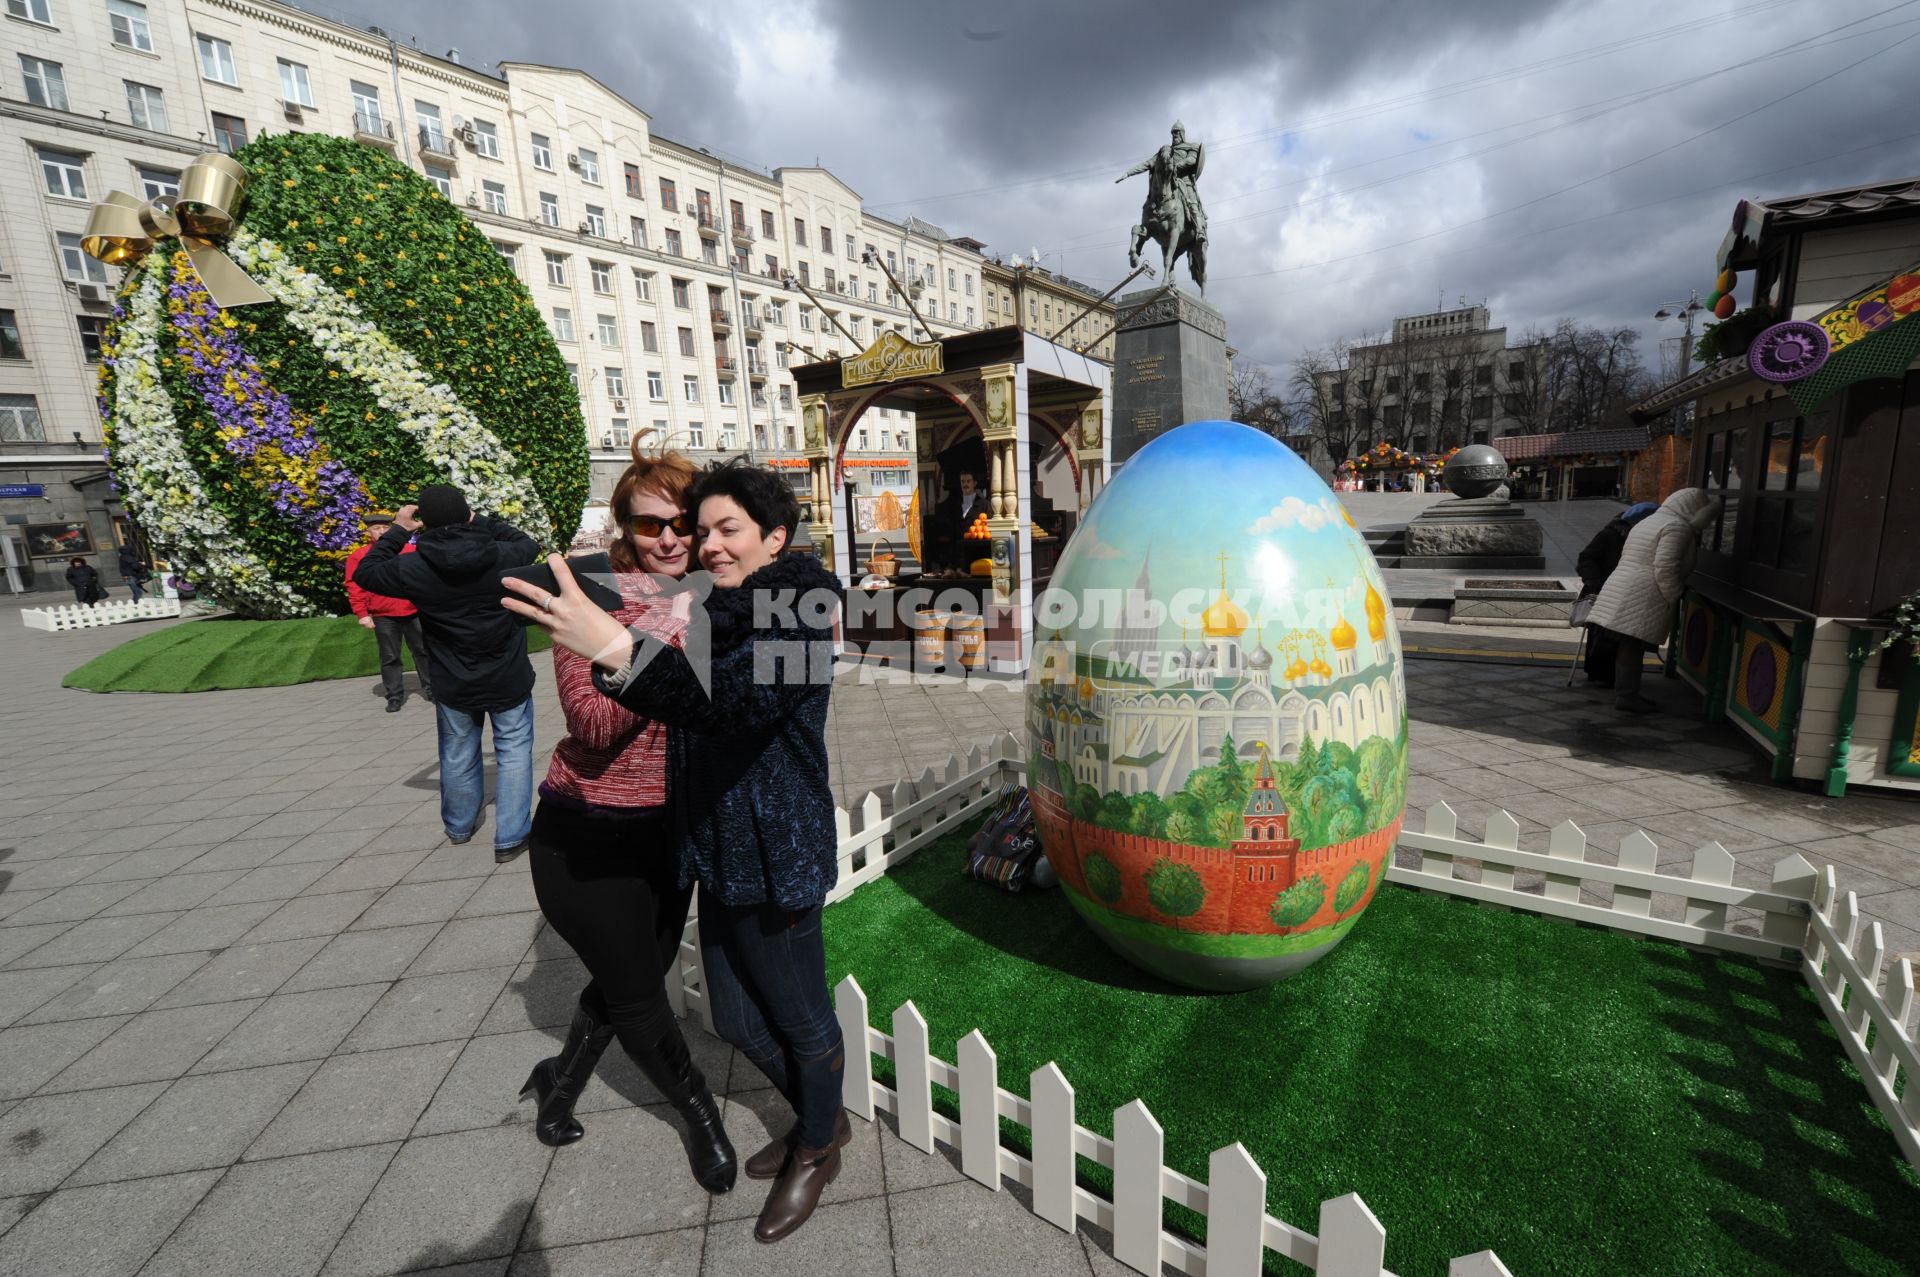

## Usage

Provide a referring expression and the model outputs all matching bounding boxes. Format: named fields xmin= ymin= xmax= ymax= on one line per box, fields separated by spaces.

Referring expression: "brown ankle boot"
xmin=754 ymin=1143 xmax=841 ymax=1242
xmin=745 ymin=1109 xmax=853 ymax=1180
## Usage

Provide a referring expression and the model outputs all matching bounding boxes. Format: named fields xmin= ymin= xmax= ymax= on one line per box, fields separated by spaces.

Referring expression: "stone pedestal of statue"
xmin=1399 ymin=496 xmax=1546 ymax=569
xmin=1110 ymin=286 xmax=1229 ymax=467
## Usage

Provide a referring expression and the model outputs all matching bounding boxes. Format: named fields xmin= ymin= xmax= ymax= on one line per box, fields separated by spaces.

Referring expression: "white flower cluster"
xmin=231 ymin=230 xmax=555 ymax=545
xmin=108 ymin=261 xmax=321 ymax=617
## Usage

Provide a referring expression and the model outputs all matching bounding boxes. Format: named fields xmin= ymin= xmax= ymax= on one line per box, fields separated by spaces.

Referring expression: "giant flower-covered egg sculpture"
xmin=1027 ymin=421 xmax=1407 ymax=991
xmin=95 ymin=133 xmax=588 ymax=617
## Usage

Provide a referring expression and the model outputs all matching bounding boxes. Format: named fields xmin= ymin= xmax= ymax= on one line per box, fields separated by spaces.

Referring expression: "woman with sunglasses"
xmin=505 ymin=458 xmax=846 ymax=1244
xmin=517 ymin=443 xmax=736 ymax=1195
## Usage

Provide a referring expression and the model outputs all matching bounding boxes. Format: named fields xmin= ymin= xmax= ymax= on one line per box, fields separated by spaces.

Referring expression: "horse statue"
xmin=1117 ymin=121 xmax=1208 ymax=293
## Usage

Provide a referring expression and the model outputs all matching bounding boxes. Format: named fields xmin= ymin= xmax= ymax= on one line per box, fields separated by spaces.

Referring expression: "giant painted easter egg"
xmin=96 ymin=134 xmax=588 ymax=618
xmin=1026 ymin=421 xmax=1406 ymax=991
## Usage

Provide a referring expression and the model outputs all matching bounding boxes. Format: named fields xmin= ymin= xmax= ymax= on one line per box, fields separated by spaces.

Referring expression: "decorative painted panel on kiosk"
xmin=1026 ymin=421 xmax=1407 ymax=991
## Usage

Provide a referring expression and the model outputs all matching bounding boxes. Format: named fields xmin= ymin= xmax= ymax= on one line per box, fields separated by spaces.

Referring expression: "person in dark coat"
xmin=65 ymin=557 xmax=105 ymax=604
xmin=353 ymin=485 xmax=541 ymax=860
xmin=116 ymin=542 xmax=151 ymax=603
xmin=345 ymin=517 xmax=434 ymax=712
xmin=1574 ymin=502 xmax=1658 ymax=686
xmin=505 ymin=458 xmax=847 ymax=1245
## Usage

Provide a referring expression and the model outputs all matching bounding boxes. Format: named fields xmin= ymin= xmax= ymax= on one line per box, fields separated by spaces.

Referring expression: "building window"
xmin=58 ymin=234 xmax=108 ymax=285
xmin=965 ymin=274 xmax=974 ymax=296
xmin=195 ymin=34 xmax=237 ymax=86
xmin=640 ymin=320 xmax=658 ymax=352
xmin=138 ymin=166 xmax=179 ymax=199
xmin=686 ymin=420 xmax=705 ymax=449
xmin=1476 ymin=364 xmax=1493 ymax=387
xmin=77 ymin=314 xmax=107 ymax=361
xmin=721 ymin=421 xmax=737 ymax=448
xmin=845 ymin=233 xmax=856 ymax=260
xmin=677 ymin=327 xmax=694 ymax=356
xmin=482 ymin=180 xmax=508 ymax=214
xmin=948 ymin=268 xmax=956 ymax=290
xmin=124 ymin=82 xmax=167 ymax=132
xmin=473 ymin=119 xmax=499 ymax=159
xmin=797 ymin=262 xmax=809 ymax=286
xmin=0 ymin=310 xmax=22 ymax=359
xmin=633 ymin=269 xmax=653 ymax=301
xmin=6 ymin=0 xmax=51 ymax=22
xmin=584 ymin=205 xmax=606 ymax=237
xmin=609 ymin=418 xmax=628 ymax=447
xmin=779 ymin=386 xmax=793 ymax=410
xmin=551 ymin=307 xmax=574 ymax=341
xmin=793 ymin=218 xmax=806 ymax=248
xmin=664 ymin=228 xmax=682 ymax=257
xmin=19 ymin=55 xmax=68 ymax=111
xmin=0 ymin=394 xmax=44 ymax=442
xmin=823 ymin=267 xmax=836 ymax=292
xmin=565 ymin=362 xmax=577 ymax=390
xmin=659 ymin=177 xmax=677 ymax=211
xmin=539 ymin=192 xmax=559 ymax=226
xmin=671 ymin=278 xmax=690 ymax=308
xmin=419 ymin=164 xmax=449 ymax=197
xmin=350 ymin=81 xmax=382 ymax=132
xmin=211 ymin=113 xmax=246 ymax=154
xmin=589 ymin=261 xmax=612 ymax=294
xmin=701 ymin=238 xmax=718 ymax=266
xmin=799 ymin=306 xmax=813 ymax=331
xmin=605 ymin=367 xmax=625 ymax=399
xmin=531 ymin=133 xmax=552 ymax=170
xmin=544 ymin=251 xmax=567 ymax=286
xmin=1508 ymin=360 xmax=1526 ymax=382
xmin=949 ymin=301 xmax=958 ymax=322
xmin=646 ymin=371 xmax=664 ymax=400
xmin=493 ymin=242 xmax=517 ymax=271
xmin=596 ymin=313 xmax=617 ymax=345
xmin=108 ymin=0 xmax=155 ymax=50
xmin=576 ymin=147 xmax=599 ymax=184
xmin=768 ymin=300 xmax=786 ymax=324
xmin=277 ymin=59 xmax=315 ymax=108
xmin=717 ymin=382 xmax=733 ymax=407
xmin=966 ymin=307 xmax=975 ymax=326
xmin=629 ymin=216 xmax=647 ymax=248
xmin=682 ymin=375 xmax=699 ymax=403
xmin=624 ymin=162 xmax=642 ymax=199
xmin=416 ymin=102 xmax=446 ymax=152
xmin=820 ymin=222 xmax=833 ymax=250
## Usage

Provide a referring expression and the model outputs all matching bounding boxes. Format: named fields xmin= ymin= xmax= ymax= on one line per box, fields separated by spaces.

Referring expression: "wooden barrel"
xmin=914 ymin=608 xmax=948 ymax=666
xmin=951 ymin=614 xmax=986 ymax=668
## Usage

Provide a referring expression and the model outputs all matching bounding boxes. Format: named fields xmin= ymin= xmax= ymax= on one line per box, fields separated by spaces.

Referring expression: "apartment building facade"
xmin=980 ymin=258 xmax=1115 ymax=361
xmin=0 ymin=0 xmax=1007 ymax=585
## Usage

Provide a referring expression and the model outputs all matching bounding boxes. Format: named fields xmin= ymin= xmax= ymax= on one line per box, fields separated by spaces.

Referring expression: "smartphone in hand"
xmin=497 ymin=552 xmax=626 ymax=625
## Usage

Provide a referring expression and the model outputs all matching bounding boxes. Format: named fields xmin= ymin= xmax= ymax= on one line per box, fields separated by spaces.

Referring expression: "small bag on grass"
xmin=964 ymin=784 xmax=1045 ymax=892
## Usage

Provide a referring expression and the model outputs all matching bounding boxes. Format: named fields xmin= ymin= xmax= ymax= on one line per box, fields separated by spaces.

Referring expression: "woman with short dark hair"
xmin=505 ymin=456 xmax=848 ymax=1244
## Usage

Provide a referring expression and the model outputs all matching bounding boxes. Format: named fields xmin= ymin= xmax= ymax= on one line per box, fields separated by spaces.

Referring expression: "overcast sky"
xmin=346 ymin=0 xmax=1920 ymax=389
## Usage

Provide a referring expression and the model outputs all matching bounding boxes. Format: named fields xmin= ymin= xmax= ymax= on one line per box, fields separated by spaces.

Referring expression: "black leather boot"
xmin=520 ymin=997 xmax=616 ymax=1146
xmin=630 ymin=1025 xmax=738 ymax=1193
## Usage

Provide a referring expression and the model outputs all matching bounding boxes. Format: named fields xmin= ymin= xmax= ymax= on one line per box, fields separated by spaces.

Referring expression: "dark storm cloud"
xmin=308 ymin=0 xmax=1920 ymax=379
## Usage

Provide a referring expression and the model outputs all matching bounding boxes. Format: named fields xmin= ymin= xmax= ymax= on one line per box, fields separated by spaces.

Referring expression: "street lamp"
xmin=1653 ymin=292 xmax=1707 ymax=436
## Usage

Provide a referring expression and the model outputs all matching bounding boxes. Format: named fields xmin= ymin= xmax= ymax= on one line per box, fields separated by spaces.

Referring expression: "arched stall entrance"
xmin=792 ymin=326 xmax=1111 ymax=671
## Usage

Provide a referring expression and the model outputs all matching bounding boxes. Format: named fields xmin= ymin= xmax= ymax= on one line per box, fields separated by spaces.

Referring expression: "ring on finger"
xmin=540 ymin=592 xmax=554 ymax=613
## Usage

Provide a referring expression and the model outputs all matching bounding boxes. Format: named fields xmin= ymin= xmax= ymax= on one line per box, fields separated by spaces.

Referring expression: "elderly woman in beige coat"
xmin=1586 ymin=488 xmax=1721 ymax=713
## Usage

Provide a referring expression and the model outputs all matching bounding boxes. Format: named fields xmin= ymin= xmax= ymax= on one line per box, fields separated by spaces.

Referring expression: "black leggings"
xmin=528 ymin=800 xmax=692 ymax=1058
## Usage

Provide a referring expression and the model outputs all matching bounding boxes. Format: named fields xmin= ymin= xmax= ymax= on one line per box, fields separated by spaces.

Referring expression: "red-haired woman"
xmin=518 ymin=441 xmax=736 ymax=1193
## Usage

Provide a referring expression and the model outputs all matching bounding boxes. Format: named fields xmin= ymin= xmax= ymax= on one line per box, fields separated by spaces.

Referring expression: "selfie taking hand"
xmin=501 ymin=555 xmax=635 ymax=670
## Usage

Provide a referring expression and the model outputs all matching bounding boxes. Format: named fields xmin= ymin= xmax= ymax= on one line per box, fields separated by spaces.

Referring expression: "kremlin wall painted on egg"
xmin=1025 ymin=421 xmax=1408 ymax=991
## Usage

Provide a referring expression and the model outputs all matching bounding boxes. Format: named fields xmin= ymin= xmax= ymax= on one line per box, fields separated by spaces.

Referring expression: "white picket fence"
xmin=21 ymin=596 xmax=181 ymax=631
xmin=665 ymin=729 xmax=1918 ymax=1276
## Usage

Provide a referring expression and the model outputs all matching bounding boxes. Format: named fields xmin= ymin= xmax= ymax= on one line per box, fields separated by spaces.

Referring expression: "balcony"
xmin=352 ymin=111 xmax=396 ymax=150
xmin=695 ymin=210 xmax=720 ymax=240
xmin=418 ymin=127 xmax=457 ymax=164
xmin=709 ymin=308 xmax=732 ymax=333
xmin=730 ymin=220 xmax=754 ymax=246
xmin=742 ymin=314 xmax=763 ymax=340
xmin=714 ymin=355 xmax=737 ymax=381
xmin=747 ymin=358 xmax=768 ymax=381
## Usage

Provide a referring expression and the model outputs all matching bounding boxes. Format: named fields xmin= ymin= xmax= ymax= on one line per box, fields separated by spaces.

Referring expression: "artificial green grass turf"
xmin=62 ymin=615 xmax=551 ymax=692
xmin=822 ymin=834 xmax=1920 ymax=1277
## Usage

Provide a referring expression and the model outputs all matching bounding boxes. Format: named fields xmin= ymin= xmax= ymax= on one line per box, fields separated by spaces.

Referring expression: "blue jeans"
xmin=125 ymin=577 xmax=145 ymax=602
xmin=435 ymin=695 xmax=534 ymax=850
xmin=698 ymin=892 xmax=844 ymax=1147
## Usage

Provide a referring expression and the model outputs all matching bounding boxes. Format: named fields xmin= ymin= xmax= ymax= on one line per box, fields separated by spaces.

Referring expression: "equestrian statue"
xmin=1117 ymin=121 xmax=1208 ymax=292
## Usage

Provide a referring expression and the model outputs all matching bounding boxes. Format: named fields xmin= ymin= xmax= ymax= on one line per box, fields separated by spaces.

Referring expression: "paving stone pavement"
xmin=1 ymin=604 xmax=1916 ymax=1275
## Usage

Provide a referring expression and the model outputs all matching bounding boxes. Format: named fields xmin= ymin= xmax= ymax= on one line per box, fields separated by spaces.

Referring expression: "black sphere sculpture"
xmin=1444 ymin=444 xmax=1510 ymax=500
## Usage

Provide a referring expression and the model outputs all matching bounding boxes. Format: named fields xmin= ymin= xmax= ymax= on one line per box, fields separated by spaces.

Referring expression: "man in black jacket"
xmin=353 ymin=484 xmax=542 ymax=861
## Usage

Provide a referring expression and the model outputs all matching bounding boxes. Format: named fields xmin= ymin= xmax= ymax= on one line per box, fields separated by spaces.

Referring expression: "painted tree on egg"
xmin=95 ymin=132 xmax=589 ymax=618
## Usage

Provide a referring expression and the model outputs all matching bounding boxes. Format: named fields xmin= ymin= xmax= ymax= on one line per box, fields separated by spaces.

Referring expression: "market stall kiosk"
xmin=1632 ymin=177 xmax=1920 ymax=794
xmin=791 ymin=326 xmax=1111 ymax=672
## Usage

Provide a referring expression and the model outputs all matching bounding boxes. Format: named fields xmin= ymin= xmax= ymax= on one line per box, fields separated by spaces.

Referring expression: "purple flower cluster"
xmin=167 ymin=263 xmax=368 ymax=551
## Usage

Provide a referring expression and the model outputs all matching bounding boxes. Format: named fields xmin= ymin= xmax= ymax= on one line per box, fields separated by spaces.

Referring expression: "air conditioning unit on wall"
xmin=566 ymin=152 xmax=581 ymax=170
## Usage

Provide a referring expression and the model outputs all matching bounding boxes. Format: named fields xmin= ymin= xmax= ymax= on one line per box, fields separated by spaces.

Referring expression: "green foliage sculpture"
xmin=96 ymin=133 xmax=589 ymax=617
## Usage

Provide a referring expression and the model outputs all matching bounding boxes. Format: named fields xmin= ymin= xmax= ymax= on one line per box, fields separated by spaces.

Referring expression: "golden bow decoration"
xmin=81 ymin=152 xmax=273 ymax=308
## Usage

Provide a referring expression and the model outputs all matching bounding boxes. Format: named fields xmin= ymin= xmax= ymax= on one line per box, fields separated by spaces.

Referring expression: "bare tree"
xmin=1291 ymin=344 xmax=1370 ymax=467
xmin=1227 ymin=361 xmax=1298 ymax=439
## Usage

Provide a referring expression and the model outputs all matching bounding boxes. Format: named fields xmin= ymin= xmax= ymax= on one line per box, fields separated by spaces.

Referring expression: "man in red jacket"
xmin=346 ymin=515 xmax=434 ymax=712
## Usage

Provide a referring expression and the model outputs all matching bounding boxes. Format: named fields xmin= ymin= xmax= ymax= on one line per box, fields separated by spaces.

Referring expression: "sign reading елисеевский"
xmin=842 ymin=330 xmax=943 ymax=389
